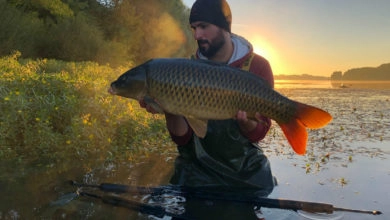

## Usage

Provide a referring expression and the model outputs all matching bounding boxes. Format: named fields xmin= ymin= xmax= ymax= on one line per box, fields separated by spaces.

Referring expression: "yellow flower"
xmin=66 ymin=140 xmax=71 ymax=145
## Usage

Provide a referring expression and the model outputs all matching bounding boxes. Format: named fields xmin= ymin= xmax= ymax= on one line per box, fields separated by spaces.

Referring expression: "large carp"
xmin=109 ymin=58 xmax=332 ymax=155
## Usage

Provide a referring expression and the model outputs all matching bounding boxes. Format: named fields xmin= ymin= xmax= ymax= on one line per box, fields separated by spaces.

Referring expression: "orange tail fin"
xmin=295 ymin=102 xmax=333 ymax=129
xmin=279 ymin=103 xmax=332 ymax=155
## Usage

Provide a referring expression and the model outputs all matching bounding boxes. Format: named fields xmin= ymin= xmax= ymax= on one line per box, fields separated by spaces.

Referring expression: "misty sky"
xmin=182 ymin=0 xmax=390 ymax=76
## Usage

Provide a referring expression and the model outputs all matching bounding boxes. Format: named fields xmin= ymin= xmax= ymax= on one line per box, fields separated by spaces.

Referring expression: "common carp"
xmin=109 ymin=58 xmax=332 ymax=155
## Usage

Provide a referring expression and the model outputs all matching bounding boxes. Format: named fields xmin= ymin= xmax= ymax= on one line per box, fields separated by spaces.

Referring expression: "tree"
xmin=0 ymin=0 xmax=44 ymax=57
xmin=0 ymin=0 xmax=196 ymax=65
xmin=330 ymin=71 xmax=342 ymax=81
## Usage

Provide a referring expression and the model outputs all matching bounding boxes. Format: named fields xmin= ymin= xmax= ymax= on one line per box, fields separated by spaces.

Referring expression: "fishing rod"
xmin=77 ymin=190 xmax=193 ymax=219
xmin=71 ymin=181 xmax=382 ymax=216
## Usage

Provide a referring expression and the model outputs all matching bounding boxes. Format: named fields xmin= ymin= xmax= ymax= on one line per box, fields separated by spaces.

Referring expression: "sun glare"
xmin=251 ymin=37 xmax=272 ymax=60
xmin=249 ymin=37 xmax=285 ymax=75
xmin=253 ymin=46 xmax=269 ymax=59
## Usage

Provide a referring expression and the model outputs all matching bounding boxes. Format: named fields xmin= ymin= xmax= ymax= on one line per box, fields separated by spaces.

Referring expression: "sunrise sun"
xmin=249 ymin=36 xmax=285 ymax=74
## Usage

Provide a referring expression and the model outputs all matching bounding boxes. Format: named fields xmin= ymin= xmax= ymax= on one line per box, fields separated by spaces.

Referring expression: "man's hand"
xmin=236 ymin=110 xmax=263 ymax=133
xmin=139 ymin=99 xmax=162 ymax=114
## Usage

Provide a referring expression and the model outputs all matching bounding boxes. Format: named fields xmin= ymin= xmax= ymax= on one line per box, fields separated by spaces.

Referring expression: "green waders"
xmin=170 ymin=119 xmax=276 ymax=195
xmin=169 ymin=119 xmax=276 ymax=219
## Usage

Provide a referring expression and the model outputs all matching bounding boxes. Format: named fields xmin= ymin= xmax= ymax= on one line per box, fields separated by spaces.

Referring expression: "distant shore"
xmin=275 ymin=62 xmax=390 ymax=81
xmin=274 ymin=74 xmax=329 ymax=81
xmin=274 ymin=79 xmax=390 ymax=90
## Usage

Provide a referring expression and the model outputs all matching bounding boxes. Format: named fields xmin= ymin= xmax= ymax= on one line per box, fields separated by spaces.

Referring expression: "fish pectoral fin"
xmin=186 ymin=118 xmax=208 ymax=138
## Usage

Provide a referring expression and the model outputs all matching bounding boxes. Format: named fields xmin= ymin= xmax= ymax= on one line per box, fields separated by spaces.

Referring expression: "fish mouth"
xmin=108 ymin=86 xmax=116 ymax=95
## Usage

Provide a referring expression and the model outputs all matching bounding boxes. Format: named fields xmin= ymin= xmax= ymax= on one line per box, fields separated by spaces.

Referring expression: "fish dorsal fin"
xmin=186 ymin=118 xmax=208 ymax=138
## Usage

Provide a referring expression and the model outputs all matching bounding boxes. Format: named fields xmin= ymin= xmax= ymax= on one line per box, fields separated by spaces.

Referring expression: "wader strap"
xmin=241 ymin=53 xmax=255 ymax=71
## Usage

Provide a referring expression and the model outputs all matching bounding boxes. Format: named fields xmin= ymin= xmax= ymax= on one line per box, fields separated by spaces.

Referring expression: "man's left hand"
xmin=236 ymin=110 xmax=261 ymax=133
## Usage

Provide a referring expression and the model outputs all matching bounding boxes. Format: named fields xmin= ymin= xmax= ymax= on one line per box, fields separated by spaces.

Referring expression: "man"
xmin=141 ymin=0 xmax=276 ymax=218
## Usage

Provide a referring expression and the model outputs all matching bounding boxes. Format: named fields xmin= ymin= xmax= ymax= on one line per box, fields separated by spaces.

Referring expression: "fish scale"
xmin=145 ymin=59 xmax=279 ymax=119
xmin=109 ymin=58 xmax=332 ymax=155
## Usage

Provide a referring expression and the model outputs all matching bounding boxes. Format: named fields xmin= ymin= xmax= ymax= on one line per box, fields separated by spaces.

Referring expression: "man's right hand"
xmin=138 ymin=99 xmax=162 ymax=114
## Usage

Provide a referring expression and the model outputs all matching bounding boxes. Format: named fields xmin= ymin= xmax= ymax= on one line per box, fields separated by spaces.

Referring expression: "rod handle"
xmin=278 ymin=199 xmax=334 ymax=213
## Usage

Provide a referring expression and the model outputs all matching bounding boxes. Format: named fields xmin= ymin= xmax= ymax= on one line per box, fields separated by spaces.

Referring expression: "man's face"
xmin=191 ymin=21 xmax=226 ymax=58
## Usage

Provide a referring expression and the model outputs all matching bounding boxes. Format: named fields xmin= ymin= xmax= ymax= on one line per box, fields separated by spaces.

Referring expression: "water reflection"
xmin=330 ymin=80 xmax=390 ymax=90
xmin=274 ymin=79 xmax=390 ymax=90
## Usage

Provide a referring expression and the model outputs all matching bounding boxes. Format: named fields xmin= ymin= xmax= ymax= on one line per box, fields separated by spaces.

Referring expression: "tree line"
xmin=0 ymin=0 xmax=196 ymax=66
xmin=331 ymin=63 xmax=390 ymax=81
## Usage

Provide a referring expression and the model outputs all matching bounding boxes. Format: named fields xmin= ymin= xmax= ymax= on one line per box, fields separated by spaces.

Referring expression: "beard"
xmin=197 ymin=29 xmax=226 ymax=58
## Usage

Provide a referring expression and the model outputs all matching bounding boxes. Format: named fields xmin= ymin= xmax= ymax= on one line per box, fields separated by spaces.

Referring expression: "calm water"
xmin=266 ymin=81 xmax=390 ymax=220
xmin=275 ymin=79 xmax=390 ymax=90
xmin=1 ymin=80 xmax=389 ymax=219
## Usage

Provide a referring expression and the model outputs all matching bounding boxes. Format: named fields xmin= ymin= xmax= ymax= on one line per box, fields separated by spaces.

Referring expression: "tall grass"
xmin=0 ymin=52 xmax=174 ymax=172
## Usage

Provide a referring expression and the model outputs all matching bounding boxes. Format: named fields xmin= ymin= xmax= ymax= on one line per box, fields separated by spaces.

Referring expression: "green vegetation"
xmin=0 ymin=52 xmax=175 ymax=173
xmin=0 ymin=0 xmax=195 ymax=66
xmin=0 ymin=0 xmax=193 ymax=175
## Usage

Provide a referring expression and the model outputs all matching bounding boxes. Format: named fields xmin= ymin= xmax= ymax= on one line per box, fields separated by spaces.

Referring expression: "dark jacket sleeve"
xmin=169 ymin=128 xmax=193 ymax=146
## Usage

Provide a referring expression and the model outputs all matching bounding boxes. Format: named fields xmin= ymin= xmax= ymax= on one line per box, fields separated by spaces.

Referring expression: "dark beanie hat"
xmin=189 ymin=0 xmax=232 ymax=33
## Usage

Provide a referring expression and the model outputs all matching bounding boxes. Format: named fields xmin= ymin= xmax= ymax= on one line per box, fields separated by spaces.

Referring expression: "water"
xmin=265 ymin=81 xmax=390 ymax=220
xmin=275 ymin=79 xmax=390 ymax=90
xmin=1 ymin=80 xmax=389 ymax=219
